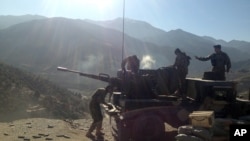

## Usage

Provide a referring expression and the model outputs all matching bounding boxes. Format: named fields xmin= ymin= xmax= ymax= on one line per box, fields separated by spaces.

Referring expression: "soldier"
xmin=121 ymin=55 xmax=141 ymax=99
xmin=121 ymin=55 xmax=140 ymax=74
xmin=173 ymin=48 xmax=191 ymax=98
xmin=195 ymin=45 xmax=231 ymax=80
xmin=120 ymin=55 xmax=155 ymax=99
xmin=86 ymin=85 xmax=113 ymax=139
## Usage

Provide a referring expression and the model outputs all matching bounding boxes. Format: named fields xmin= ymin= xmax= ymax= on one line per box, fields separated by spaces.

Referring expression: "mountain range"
xmin=0 ymin=15 xmax=250 ymax=92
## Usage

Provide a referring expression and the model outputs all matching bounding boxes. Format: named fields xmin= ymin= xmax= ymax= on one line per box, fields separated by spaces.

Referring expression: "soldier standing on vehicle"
xmin=173 ymin=48 xmax=191 ymax=98
xmin=121 ymin=55 xmax=140 ymax=74
xmin=121 ymin=55 xmax=141 ymax=99
xmin=86 ymin=85 xmax=113 ymax=139
xmin=121 ymin=55 xmax=155 ymax=99
xmin=195 ymin=45 xmax=231 ymax=80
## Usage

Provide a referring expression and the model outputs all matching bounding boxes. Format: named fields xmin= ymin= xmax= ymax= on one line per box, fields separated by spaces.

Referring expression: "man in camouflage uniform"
xmin=86 ymin=85 xmax=113 ymax=139
xmin=195 ymin=45 xmax=231 ymax=80
xmin=173 ymin=48 xmax=191 ymax=98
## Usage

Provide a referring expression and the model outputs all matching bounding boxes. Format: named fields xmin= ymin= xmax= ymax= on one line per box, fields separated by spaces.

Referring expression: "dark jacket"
xmin=173 ymin=52 xmax=191 ymax=75
xmin=196 ymin=51 xmax=231 ymax=73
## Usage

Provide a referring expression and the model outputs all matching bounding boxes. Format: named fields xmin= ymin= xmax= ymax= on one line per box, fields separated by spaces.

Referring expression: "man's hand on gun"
xmin=103 ymin=103 xmax=113 ymax=110
xmin=107 ymin=103 xmax=113 ymax=109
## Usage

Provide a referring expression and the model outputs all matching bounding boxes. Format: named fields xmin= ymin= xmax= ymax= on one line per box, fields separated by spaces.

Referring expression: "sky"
xmin=1 ymin=0 xmax=250 ymax=42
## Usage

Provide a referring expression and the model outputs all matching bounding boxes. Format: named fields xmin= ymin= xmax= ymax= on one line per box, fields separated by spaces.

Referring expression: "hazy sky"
xmin=1 ymin=0 xmax=250 ymax=42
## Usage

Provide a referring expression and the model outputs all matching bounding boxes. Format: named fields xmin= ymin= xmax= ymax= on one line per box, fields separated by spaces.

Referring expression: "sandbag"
xmin=175 ymin=134 xmax=203 ymax=141
xmin=178 ymin=125 xmax=212 ymax=141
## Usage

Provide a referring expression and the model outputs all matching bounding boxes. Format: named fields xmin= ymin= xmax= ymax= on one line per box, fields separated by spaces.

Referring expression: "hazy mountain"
xmin=91 ymin=18 xmax=250 ymax=62
xmin=88 ymin=18 xmax=166 ymax=41
xmin=90 ymin=18 xmax=250 ymax=77
xmin=0 ymin=17 xmax=170 ymax=91
xmin=233 ymin=59 xmax=250 ymax=71
xmin=202 ymin=36 xmax=228 ymax=45
xmin=203 ymin=36 xmax=250 ymax=55
xmin=1 ymin=15 xmax=250 ymax=91
xmin=0 ymin=15 xmax=46 ymax=29
xmin=227 ymin=40 xmax=250 ymax=55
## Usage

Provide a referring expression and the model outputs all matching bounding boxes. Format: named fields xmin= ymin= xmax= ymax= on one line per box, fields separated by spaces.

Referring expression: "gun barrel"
xmin=57 ymin=66 xmax=112 ymax=83
xmin=79 ymin=72 xmax=110 ymax=82
xmin=57 ymin=66 xmax=68 ymax=71
xmin=57 ymin=66 xmax=81 ymax=74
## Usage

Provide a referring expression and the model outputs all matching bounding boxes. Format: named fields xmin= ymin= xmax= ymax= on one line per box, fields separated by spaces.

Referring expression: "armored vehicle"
xmin=108 ymin=69 xmax=250 ymax=141
xmin=57 ymin=66 xmax=250 ymax=141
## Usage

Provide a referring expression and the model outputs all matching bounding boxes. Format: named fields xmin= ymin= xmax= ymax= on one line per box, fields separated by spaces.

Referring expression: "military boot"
xmin=95 ymin=121 xmax=105 ymax=137
xmin=86 ymin=122 xmax=96 ymax=139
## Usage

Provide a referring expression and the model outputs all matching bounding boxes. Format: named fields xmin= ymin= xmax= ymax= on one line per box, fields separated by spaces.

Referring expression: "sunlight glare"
xmin=69 ymin=0 xmax=114 ymax=11
xmin=42 ymin=0 xmax=116 ymax=18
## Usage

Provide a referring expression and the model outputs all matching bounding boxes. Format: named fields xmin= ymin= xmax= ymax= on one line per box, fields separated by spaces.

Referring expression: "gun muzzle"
xmin=57 ymin=66 xmax=68 ymax=71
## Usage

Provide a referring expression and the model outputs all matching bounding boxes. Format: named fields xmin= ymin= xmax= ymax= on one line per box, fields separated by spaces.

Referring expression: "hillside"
xmin=228 ymin=70 xmax=250 ymax=98
xmin=0 ymin=15 xmax=250 ymax=92
xmin=0 ymin=63 xmax=115 ymax=141
xmin=0 ymin=17 xmax=167 ymax=91
xmin=0 ymin=15 xmax=250 ymax=141
xmin=0 ymin=62 xmax=89 ymax=121
xmin=0 ymin=15 xmax=46 ymax=29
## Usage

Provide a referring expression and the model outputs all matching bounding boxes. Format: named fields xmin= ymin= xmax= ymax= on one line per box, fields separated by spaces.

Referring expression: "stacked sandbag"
xmin=212 ymin=118 xmax=249 ymax=139
xmin=176 ymin=118 xmax=249 ymax=141
xmin=175 ymin=125 xmax=212 ymax=141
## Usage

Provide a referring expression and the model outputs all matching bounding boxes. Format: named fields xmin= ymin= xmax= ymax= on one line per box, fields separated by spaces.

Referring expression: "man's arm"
xmin=98 ymin=90 xmax=112 ymax=108
xmin=121 ymin=57 xmax=128 ymax=71
xmin=195 ymin=54 xmax=213 ymax=61
xmin=101 ymin=101 xmax=113 ymax=109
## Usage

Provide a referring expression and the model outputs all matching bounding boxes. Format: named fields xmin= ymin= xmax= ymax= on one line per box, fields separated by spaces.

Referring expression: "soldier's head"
xmin=213 ymin=45 xmax=221 ymax=53
xmin=175 ymin=48 xmax=181 ymax=55
xmin=105 ymin=85 xmax=113 ymax=93
xmin=127 ymin=55 xmax=140 ymax=73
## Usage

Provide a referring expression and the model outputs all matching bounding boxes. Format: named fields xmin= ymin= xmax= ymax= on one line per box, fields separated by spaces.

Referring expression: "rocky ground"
xmin=0 ymin=116 xmax=114 ymax=141
xmin=0 ymin=114 xmax=178 ymax=141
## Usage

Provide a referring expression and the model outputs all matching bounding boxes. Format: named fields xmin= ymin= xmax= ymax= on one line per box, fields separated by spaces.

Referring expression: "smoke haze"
xmin=141 ymin=55 xmax=156 ymax=69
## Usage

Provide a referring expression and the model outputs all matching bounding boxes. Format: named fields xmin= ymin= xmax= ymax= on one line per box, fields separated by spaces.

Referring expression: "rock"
xmin=38 ymin=133 xmax=49 ymax=137
xmin=47 ymin=125 xmax=54 ymax=128
xmin=56 ymin=134 xmax=71 ymax=139
xmin=27 ymin=125 xmax=32 ymax=128
xmin=32 ymin=135 xmax=41 ymax=138
xmin=18 ymin=135 xmax=25 ymax=138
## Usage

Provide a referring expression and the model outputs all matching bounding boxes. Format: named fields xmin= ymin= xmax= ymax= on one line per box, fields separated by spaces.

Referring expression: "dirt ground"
xmin=0 ymin=117 xmax=114 ymax=141
xmin=0 ymin=115 xmax=178 ymax=141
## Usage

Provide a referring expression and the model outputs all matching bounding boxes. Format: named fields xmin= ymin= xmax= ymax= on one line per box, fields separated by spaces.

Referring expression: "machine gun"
xmin=57 ymin=66 xmax=121 ymax=87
